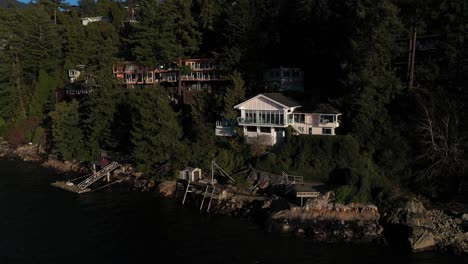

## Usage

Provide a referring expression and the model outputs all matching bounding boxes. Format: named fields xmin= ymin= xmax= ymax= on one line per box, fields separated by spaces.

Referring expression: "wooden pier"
xmin=182 ymin=181 xmax=219 ymax=212
xmin=180 ymin=160 xmax=235 ymax=213
xmin=283 ymin=171 xmax=328 ymax=206
xmin=50 ymin=181 xmax=91 ymax=194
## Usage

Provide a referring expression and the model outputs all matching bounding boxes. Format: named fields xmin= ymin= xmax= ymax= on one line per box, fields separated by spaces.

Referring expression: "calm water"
xmin=0 ymin=160 xmax=465 ymax=264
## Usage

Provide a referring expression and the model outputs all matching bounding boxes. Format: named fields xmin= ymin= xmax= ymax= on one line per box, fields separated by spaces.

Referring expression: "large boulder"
xmin=409 ymin=226 xmax=436 ymax=252
xmin=154 ymin=181 xmax=177 ymax=198
xmin=245 ymin=167 xmax=287 ymax=195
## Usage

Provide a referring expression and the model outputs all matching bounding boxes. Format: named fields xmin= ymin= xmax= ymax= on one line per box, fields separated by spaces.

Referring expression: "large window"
xmin=260 ymin=127 xmax=271 ymax=133
xmin=244 ymin=110 xmax=284 ymax=125
xmin=246 ymin=126 xmax=257 ymax=132
xmin=322 ymin=128 xmax=332 ymax=135
xmin=291 ymin=114 xmax=305 ymax=124
xmin=145 ymin=72 xmax=153 ymax=82
xmin=320 ymin=115 xmax=336 ymax=123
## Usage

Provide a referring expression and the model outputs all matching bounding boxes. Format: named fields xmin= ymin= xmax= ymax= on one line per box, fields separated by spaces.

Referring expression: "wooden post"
xmin=106 ymin=172 xmax=110 ymax=182
xmin=200 ymin=185 xmax=209 ymax=211
xmin=408 ymin=26 xmax=417 ymax=89
xmin=92 ymin=164 xmax=96 ymax=174
xmin=207 ymin=186 xmax=216 ymax=213
xmin=182 ymin=181 xmax=191 ymax=205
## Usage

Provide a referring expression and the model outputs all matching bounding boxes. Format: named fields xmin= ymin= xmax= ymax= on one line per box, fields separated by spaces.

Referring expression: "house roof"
xmin=262 ymin=93 xmax=301 ymax=107
xmin=183 ymin=166 xmax=200 ymax=172
xmin=234 ymin=93 xmax=301 ymax=109
xmin=298 ymin=103 xmax=341 ymax=114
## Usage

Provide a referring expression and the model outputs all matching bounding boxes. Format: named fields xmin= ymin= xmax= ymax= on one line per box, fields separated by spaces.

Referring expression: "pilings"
xmin=181 ymin=180 xmax=218 ymax=213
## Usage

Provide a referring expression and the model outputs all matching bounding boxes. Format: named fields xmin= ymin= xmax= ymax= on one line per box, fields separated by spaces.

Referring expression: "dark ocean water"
xmin=0 ymin=159 xmax=465 ymax=264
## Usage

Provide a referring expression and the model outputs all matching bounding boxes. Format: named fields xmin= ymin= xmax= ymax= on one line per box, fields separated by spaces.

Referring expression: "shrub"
xmin=32 ymin=126 xmax=45 ymax=144
xmin=0 ymin=117 xmax=6 ymax=137
xmin=5 ymin=118 xmax=39 ymax=145
xmin=335 ymin=185 xmax=357 ymax=203
xmin=255 ymin=135 xmax=389 ymax=204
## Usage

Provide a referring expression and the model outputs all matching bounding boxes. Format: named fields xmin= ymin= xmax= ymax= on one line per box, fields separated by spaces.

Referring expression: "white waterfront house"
xmin=216 ymin=93 xmax=341 ymax=145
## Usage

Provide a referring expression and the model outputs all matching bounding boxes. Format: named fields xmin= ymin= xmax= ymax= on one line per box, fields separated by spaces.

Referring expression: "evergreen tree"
xmin=222 ymin=71 xmax=245 ymax=120
xmin=60 ymin=8 xmax=87 ymax=71
xmin=83 ymin=21 xmax=119 ymax=72
xmin=78 ymin=0 xmax=97 ymax=16
xmin=0 ymin=8 xmax=26 ymax=120
xmin=128 ymin=0 xmax=201 ymax=66
xmin=49 ymin=100 xmax=86 ymax=160
xmin=20 ymin=5 xmax=62 ymax=74
xmin=129 ymin=88 xmax=184 ymax=173
xmin=345 ymin=0 xmax=408 ymax=181
xmin=29 ymin=69 xmax=54 ymax=117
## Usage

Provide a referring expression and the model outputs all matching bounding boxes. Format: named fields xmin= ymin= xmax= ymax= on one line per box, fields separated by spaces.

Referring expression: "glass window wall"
xmin=244 ymin=110 xmax=284 ymax=125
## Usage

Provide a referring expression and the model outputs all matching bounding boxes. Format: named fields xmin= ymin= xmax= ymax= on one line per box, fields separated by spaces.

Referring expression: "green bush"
xmin=32 ymin=126 xmax=45 ymax=144
xmin=335 ymin=185 xmax=357 ymax=203
xmin=255 ymin=135 xmax=388 ymax=203
xmin=0 ymin=117 xmax=5 ymax=137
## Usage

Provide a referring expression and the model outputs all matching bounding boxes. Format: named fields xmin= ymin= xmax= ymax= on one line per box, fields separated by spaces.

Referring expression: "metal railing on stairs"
xmin=77 ymin=161 xmax=120 ymax=190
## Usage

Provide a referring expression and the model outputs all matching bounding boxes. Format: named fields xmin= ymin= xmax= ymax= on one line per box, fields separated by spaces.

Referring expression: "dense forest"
xmin=0 ymin=0 xmax=466 ymax=203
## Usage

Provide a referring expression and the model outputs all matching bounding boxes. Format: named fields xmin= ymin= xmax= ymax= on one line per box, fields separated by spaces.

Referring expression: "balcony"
xmin=215 ymin=120 xmax=237 ymax=137
xmin=318 ymin=121 xmax=340 ymax=128
xmin=237 ymin=117 xmax=285 ymax=127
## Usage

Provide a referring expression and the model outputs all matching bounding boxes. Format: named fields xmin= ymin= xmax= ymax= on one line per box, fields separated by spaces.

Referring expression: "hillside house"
xmin=112 ymin=59 xmax=226 ymax=104
xmin=216 ymin=93 xmax=341 ymax=145
xmin=65 ymin=65 xmax=97 ymax=98
xmin=264 ymin=67 xmax=304 ymax=92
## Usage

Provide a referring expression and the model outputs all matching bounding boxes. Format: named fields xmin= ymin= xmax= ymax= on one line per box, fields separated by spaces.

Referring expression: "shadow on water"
xmin=0 ymin=160 xmax=466 ymax=264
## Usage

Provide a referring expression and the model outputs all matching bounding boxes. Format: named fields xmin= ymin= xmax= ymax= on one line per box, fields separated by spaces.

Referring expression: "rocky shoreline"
xmin=158 ymin=179 xmax=468 ymax=254
xmin=1 ymin=140 xmax=467 ymax=255
xmin=0 ymin=141 xmax=150 ymax=187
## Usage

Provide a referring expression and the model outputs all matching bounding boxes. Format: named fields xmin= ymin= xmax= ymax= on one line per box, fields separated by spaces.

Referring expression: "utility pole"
xmin=407 ymin=26 xmax=417 ymax=89
xmin=178 ymin=20 xmax=183 ymax=98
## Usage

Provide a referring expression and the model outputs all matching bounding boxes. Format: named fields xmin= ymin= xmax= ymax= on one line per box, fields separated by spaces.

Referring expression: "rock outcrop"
xmin=41 ymin=158 xmax=88 ymax=174
xmin=0 ymin=141 xmax=14 ymax=159
xmin=154 ymin=181 xmax=177 ymax=198
xmin=0 ymin=141 xmax=43 ymax=161
xmin=268 ymin=191 xmax=383 ymax=242
xmin=381 ymin=198 xmax=467 ymax=254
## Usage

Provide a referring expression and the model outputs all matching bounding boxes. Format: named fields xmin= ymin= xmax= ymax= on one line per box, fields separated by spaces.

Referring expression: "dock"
xmin=50 ymin=181 xmax=91 ymax=194
xmin=182 ymin=180 xmax=220 ymax=212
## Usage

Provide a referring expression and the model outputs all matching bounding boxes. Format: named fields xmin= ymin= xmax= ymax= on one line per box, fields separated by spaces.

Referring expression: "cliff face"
xmin=268 ymin=191 xmax=383 ymax=242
